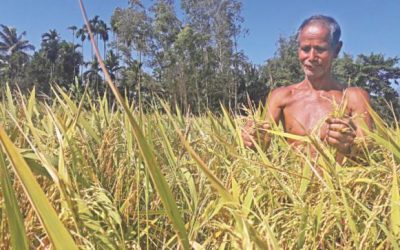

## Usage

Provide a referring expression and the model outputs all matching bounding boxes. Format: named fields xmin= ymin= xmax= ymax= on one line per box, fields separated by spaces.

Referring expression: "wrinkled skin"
xmin=242 ymin=21 xmax=373 ymax=157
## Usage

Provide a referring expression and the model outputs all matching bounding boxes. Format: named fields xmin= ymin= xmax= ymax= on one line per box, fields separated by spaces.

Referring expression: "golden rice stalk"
xmin=78 ymin=0 xmax=190 ymax=248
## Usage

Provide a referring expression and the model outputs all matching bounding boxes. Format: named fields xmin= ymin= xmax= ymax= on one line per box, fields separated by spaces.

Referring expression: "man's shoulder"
xmin=268 ymin=83 xmax=302 ymax=107
xmin=344 ymin=87 xmax=370 ymax=101
xmin=270 ymin=83 xmax=300 ymax=97
xmin=344 ymin=87 xmax=371 ymax=111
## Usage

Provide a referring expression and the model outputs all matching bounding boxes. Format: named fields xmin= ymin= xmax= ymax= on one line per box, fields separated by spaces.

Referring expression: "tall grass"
xmin=0 ymin=84 xmax=399 ymax=249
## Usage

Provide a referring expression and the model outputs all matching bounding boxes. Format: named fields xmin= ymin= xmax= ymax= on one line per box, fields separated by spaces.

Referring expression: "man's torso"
xmin=275 ymin=83 xmax=351 ymax=141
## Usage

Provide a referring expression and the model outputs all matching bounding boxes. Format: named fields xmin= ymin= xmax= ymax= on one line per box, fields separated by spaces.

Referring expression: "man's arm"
xmin=325 ymin=87 xmax=373 ymax=156
xmin=346 ymin=87 xmax=373 ymax=135
xmin=266 ymin=87 xmax=287 ymax=125
xmin=241 ymin=87 xmax=286 ymax=149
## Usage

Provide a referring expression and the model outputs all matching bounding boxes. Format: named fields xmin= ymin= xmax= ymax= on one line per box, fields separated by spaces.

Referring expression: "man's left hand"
xmin=325 ymin=117 xmax=357 ymax=154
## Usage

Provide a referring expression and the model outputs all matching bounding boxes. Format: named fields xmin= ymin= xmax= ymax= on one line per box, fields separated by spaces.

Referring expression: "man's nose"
xmin=309 ymin=48 xmax=317 ymax=61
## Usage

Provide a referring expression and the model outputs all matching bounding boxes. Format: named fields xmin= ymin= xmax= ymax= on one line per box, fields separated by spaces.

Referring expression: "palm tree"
xmin=57 ymin=41 xmax=83 ymax=86
xmin=0 ymin=24 xmax=34 ymax=84
xmin=0 ymin=54 xmax=8 ymax=78
xmin=0 ymin=24 xmax=34 ymax=56
xmin=105 ymin=50 xmax=123 ymax=104
xmin=76 ymin=26 xmax=87 ymax=82
xmin=105 ymin=50 xmax=123 ymax=81
xmin=41 ymin=29 xmax=59 ymax=55
xmin=84 ymin=57 xmax=102 ymax=94
xmin=76 ymin=26 xmax=87 ymax=56
xmin=89 ymin=15 xmax=101 ymax=58
xmin=68 ymin=25 xmax=78 ymax=79
xmin=41 ymin=29 xmax=60 ymax=82
xmin=97 ymin=20 xmax=110 ymax=58
xmin=68 ymin=25 xmax=77 ymax=46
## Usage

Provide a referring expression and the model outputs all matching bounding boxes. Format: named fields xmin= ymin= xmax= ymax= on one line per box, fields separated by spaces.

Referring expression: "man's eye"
xmin=316 ymin=47 xmax=327 ymax=53
xmin=301 ymin=47 xmax=311 ymax=52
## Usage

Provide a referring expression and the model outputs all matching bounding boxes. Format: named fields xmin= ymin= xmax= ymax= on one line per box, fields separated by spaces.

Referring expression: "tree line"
xmin=1 ymin=0 xmax=399 ymax=120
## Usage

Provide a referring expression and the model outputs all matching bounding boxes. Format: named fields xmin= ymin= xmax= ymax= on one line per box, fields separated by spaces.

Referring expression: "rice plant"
xmin=0 ymin=83 xmax=399 ymax=249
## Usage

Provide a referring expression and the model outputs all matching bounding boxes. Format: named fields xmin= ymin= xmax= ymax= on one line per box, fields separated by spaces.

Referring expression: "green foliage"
xmin=0 ymin=24 xmax=34 ymax=56
xmin=262 ymin=35 xmax=303 ymax=88
xmin=334 ymin=53 xmax=400 ymax=121
xmin=1 ymin=1 xmax=400 ymax=116
xmin=27 ymin=38 xmax=83 ymax=95
xmin=0 ymin=150 xmax=29 ymax=250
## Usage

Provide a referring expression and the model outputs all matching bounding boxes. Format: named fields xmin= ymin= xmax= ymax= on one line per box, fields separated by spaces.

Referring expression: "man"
xmin=242 ymin=15 xmax=373 ymax=158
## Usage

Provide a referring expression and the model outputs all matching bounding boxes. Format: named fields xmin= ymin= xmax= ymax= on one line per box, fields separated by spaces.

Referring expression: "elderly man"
xmin=242 ymin=15 xmax=373 ymax=158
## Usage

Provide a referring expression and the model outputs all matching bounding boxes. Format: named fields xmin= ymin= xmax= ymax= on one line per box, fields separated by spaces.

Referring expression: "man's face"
xmin=298 ymin=22 xmax=338 ymax=81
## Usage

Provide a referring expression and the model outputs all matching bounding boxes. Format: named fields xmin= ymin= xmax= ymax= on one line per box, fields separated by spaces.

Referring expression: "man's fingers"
xmin=242 ymin=119 xmax=271 ymax=149
xmin=254 ymin=122 xmax=271 ymax=139
xmin=326 ymin=117 xmax=357 ymax=130
xmin=242 ymin=132 xmax=255 ymax=148
xmin=326 ymin=124 xmax=355 ymax=154
xmin=243 ymin=140 xmax=254 ymax=148
xmin=243 ymin=120 xmax=255 ymax=130
xmin=326 ymin=136 xmax=354 ymax=148
xmin=328 ymin=119 xmax=357 ymax=133
xmin=328 ymin=124 xmax=356 ymax=136
xmin=326 ymin=135 xmax=352 ymax=152
xmin=242 ymin=121 xmax=255 ymax=135
xmin=242 ymin=120 xmax=256 ymax=148
xmin=327 ymin=129 xmax=355 ymax=142
xmin=243 ymin=120 xmax=271 ymax=135
xmin=326 ymin=136 xmax=341 ymax=147
xmin=259 ymin=122 xmax=271 ymax=131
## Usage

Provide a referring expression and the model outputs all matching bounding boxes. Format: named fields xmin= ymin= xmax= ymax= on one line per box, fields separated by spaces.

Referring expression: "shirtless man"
xmin=242 ymin=15 xmax=373 ymax=157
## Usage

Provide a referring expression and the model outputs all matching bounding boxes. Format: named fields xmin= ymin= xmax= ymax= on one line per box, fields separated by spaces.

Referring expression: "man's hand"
xmin=241 ymin=119 xmax=271 ymax=149
xmin=325 ymin=117 xmax=357 ymax=154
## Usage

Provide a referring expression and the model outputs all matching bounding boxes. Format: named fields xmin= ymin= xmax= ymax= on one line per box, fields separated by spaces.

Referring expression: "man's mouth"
xmin=304 ymin=64 xmax=318 ymax=70
xmin=304 ymin=65 xmax=313 ymax=70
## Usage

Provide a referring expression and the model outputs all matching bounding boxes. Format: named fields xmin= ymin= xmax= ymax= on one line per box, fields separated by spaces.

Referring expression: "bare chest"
xmin=282 ymin=91 xmax=349 ymax=137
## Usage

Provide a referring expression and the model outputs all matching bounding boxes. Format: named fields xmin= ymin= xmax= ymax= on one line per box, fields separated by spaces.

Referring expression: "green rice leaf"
xmin=340 ymin=187 xmax=360 ymax=247
xmin=391 ymin=165 xmax=400 ymax=237
xmin=0 ymin=150 xmax=29 ymax=250
xmin=5 ymin=83 xmax=16 ymax=117
xmin=267 ymin=130 xmax=311 ymax=143
xmin=295 ymin=205 xmax=308 ymax=249
xmin=54 ymin=87 xmax=101 ymax=143
xmin=0 ymin=126 xmax=78 ymax=249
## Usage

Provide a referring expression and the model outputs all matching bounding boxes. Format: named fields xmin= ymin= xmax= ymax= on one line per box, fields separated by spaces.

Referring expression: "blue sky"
xmin=1 ymin=0 xmax=399 ymax=65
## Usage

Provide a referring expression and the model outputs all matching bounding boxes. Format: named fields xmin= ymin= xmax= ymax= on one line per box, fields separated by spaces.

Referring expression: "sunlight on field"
xmin=0 ymin=85 xmax=399 ymax=249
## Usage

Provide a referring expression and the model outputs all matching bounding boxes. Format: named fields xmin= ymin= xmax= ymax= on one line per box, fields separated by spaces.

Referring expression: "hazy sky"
xmin=1 ymin=0 xmax=399 ymax=65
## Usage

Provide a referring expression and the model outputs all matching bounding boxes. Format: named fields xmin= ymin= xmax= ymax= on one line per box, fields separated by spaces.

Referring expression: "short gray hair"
xmin=297 ymin=15 xmax=341 ymax=48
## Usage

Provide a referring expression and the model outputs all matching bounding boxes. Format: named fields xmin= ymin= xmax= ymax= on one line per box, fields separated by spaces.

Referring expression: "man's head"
xmin=297 ymin=15 xmax=343 ymax=81
xmin=297 ymin=15 xmax=342 ymax=50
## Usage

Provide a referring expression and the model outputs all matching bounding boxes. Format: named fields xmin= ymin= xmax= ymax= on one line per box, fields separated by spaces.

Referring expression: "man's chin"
xmin=304 ymin=72 xmax=317 ymax=79
xmin=304 ymin=71 xmax=322 ymax=80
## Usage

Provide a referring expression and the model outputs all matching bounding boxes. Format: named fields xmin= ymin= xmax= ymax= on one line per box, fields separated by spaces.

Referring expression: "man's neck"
xmin=303 ymin=75 xmax=342 ymax=91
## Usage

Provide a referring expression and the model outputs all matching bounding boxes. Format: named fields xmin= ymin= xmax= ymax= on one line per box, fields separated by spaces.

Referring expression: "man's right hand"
xmin=241 ymin=120 xmax=271 ymax=149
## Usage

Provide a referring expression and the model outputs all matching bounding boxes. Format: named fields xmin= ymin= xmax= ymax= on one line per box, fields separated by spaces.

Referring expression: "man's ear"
xmin=334 ymin=41 xmax=343 ymax=58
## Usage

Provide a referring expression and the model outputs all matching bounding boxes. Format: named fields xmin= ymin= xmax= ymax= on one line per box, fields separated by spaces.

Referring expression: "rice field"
xmin=0 ymin=83 xmax=399 ymax=249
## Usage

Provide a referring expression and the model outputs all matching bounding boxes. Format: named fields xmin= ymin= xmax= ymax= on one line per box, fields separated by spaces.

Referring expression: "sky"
xmin=1 ymin=0 xmax=399 ymax=65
